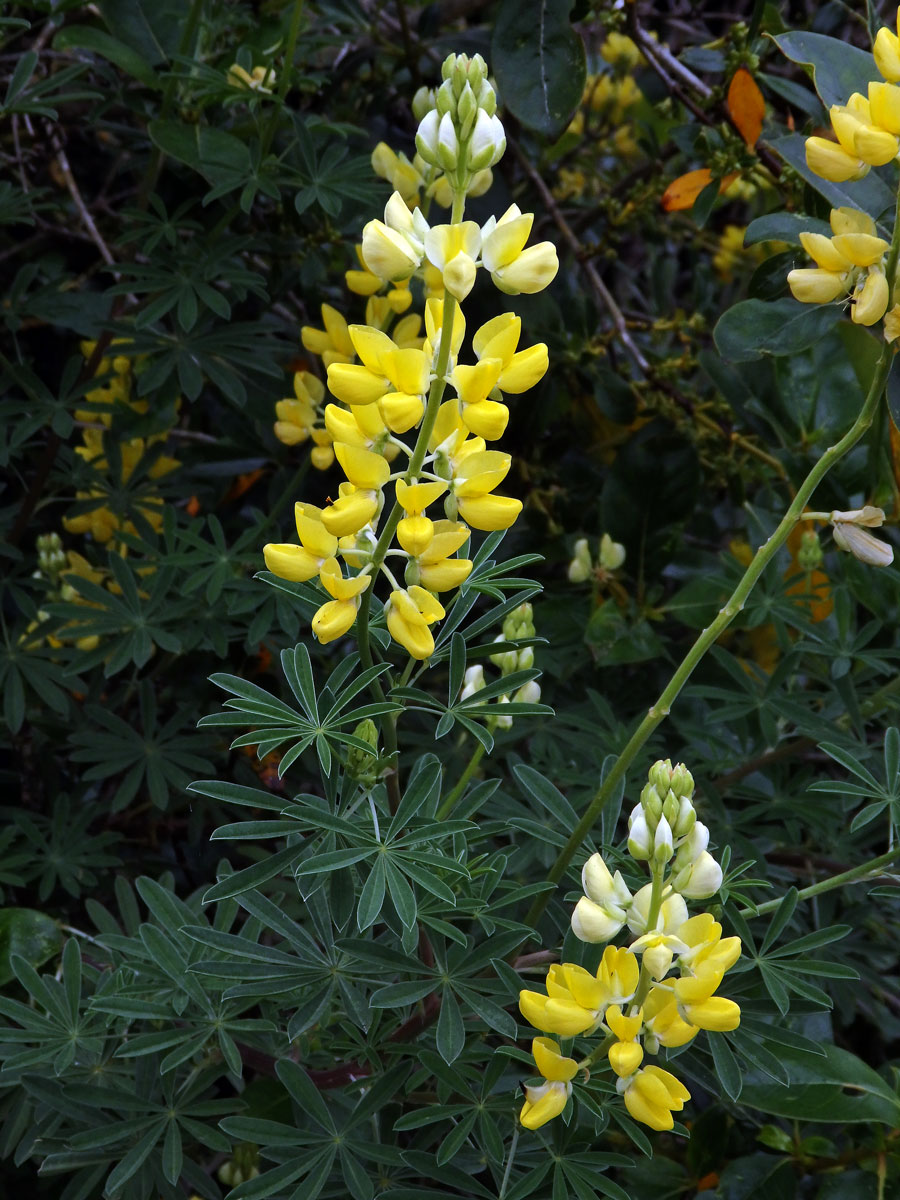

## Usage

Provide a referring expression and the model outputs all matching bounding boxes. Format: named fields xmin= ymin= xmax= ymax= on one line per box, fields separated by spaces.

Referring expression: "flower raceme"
xmin=516 ymin=759 xmax=741 ymax=1134
xmin=787 ymin=207 xmax=890 ymax=327
xmin=265 ymin=52 xmax=556 ymax=659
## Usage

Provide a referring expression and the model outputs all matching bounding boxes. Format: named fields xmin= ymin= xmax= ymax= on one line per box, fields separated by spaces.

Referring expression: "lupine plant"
xmin=4 ymin=3 xmax=900 ymax=1200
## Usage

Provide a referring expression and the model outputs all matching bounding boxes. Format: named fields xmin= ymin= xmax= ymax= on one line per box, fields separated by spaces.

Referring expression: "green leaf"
xmin=741 ymin=1043 xmax=900 ymax=1124
xmin=97 ymin=0 xmax=183 ymax=65
xmin=202 ymin=843 xmax=302 ymax=903
xmin=770 ymin=133 xmax=896 ymax=226
xmin=276 ymin=1060 xmax=336 ymax=1132
xmin=148 ymin=120 xmax=252 ymax=191
xmin=773 ymin=31 xmax=877 ymax=108
xmin=711 ymin=1033 xmax=743 ymax=1101
xmin=435 ymin=987 xmax=465 ymax=1064
xmin=714 ymin=297 xmax=843 ymax=363
xmin=357 ymin=858 xmax=386 ymax=931
xmin=0 ymin=908 xmax=62 ymax=986
xmin=491 ymin=0 xmax=586 ymax=138
xmin=53 ymin=25 xmax=161 ymax=88
xmin=744 ymin=212 xmax=831 ymax=247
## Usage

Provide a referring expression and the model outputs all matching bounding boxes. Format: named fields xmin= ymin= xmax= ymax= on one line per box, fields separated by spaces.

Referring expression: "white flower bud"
xmin=628 ymin=813 xmax=652 ymax=861
xmin=494 ymin=693 xmax=513 ymax=729
xmin=412 ymin=86 xmax=435 ymax=121
xmin=653 ymin=815 xmax=674 ymax=864
xmin=672 ymin=795 xmax=696 ymax=838
xmin=437 ymin=112 xmax=460 ymax=171
xmin=514 ymin=680 xmax=541 ymax=705
xmin=572 ymin=896 xmax=626 ymax=943
xmin=517 ymin=646 xmax=534 ymax=670
xmin=436 ymin=79 xmax=455 ymax=116
xmin=415 ymin=109 xmax=441 ymax=165
xmin=468 ymin=110 xmax=506 ymax=171
xmin=460 ymin=664 xmax=485 ymax=701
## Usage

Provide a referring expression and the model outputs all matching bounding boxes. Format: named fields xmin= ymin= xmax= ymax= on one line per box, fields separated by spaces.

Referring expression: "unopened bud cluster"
xmin=460 ymin=603 xmax=540 ymax=730
xmin=415 ymin=54 xmax=506 ymax=187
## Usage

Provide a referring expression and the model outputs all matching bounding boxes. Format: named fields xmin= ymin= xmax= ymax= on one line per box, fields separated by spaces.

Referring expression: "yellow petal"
xmin=262 ymin=543 xmax=321 ymax=582
xmin=312 ymin=598 xmax=358 ymax=644
xmin=327 ymin=363 xmax=388 ymax=407
xmin=532 ymin=1037 xmax=578 ymax=1083
xmin=396 ymin=479 xmax=447 ymax=514
xmin=335 ymin=442 xmax=391 ymax=490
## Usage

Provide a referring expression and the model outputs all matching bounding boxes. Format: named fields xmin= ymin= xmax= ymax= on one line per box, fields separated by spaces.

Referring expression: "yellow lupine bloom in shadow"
xmin=301 ymin=303 xmax=354 ymax=367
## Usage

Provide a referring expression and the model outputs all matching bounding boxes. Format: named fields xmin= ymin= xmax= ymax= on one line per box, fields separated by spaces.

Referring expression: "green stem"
xmin=436 ymin=742 xmax=485 ymax=819
xmin=260 ymin=0 xmax=305 ymax=160
xmin=138 ymin=0 xmax=205 ymax=208
xmin=738 ymin=844 xmax=900 ymax=918
xmin=354 ymin=191 xmax=467 ymax=805
xmin=576 ymin=1031 xmax=615 ymax=1072
xmin=524 ymin=189 xmax=900 ymax=931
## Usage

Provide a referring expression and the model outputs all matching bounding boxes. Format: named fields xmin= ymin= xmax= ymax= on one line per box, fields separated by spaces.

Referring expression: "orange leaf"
xmin=727 ymin=67 xmax=764 ymax=146
xmin=660 ymin=168 xmax=738 ymax=213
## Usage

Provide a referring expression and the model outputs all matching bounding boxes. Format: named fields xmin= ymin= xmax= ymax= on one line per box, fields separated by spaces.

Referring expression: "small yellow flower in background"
xmin=302 ymin=304 xmax=354 ymax=367
xmin=274 ymin=371 xmax=324 ymax=446
xmin=600 ymin=32 xmax=644 ymax=70
xmin=883 ymin=304 xmax=900 ymax=341
xmin=227 ymin=64 xmax=276 ymax=94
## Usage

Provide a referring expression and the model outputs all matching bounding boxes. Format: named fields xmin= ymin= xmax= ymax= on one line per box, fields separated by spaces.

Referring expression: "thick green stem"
xmin=738 ymin=844 xmax=900 ymax=918
xmin=524 ymin=189 xmax=900 ymax=931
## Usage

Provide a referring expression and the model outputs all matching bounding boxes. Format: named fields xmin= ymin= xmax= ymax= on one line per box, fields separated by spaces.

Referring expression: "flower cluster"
xmin=518 ymin=759 xmax=741 ymax=1132
xmin=787 ymin=207 xmax=889 ymax=326
xmin=64 ymin=340 xmax=178 ymax=547
xmin=264 ymin=54 xmax=558 ymax=660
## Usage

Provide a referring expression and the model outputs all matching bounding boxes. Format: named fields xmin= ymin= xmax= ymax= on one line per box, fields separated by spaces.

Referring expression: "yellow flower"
xmin=402 ymin=519 xmax=472 ymax=591
xmin=621 ymin=1065 xmax=690 ymax=1131
xmin=227 ymin=63 xmax=276 ymax=93
xmin=302 ymin=304 xmax=354 ymax=367
xmin=371 ymin=142 xmax=423 ymax=203
xmin=322 ymin=443 xmax=391 ymax=537
xmin=311 ymin=557 xmax=371 ymax=644
xmin=263 ymin=504 xmax=338 ymax=582
xmin=395 ymin=478 xmax=447 ymax=556
xmin=519 ymin=948 xmax=640 ymax=1037
xmin=519 ymin=1037 xmax=578 ymax=1130
xmin=274 ymin=371 xmax=324 ymax=446
xmin=385 ymin=585 xmax=444 ymax=658
xmin=481 ymin=205 xmax=559 ymax=294
xmin=875 ymin=11 xmax=900 ymax=82
xmin=451 ymin=450 xmax=522 ymax=531
xmin=605 ymin=1004 xmax=644 ymax=1077
xmin=424 ymin=222 xmax=482 ymax=301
